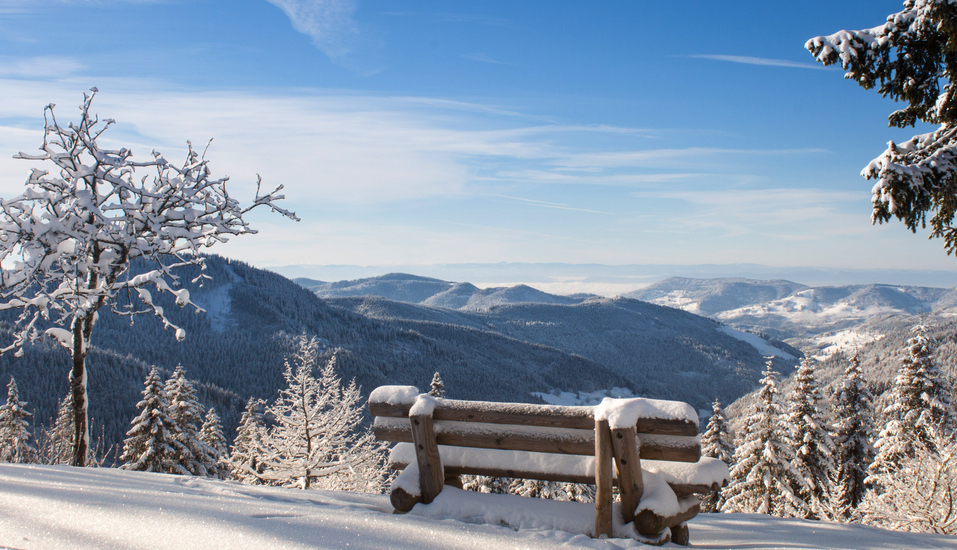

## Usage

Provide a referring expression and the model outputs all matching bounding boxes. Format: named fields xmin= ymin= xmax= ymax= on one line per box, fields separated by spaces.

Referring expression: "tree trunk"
xmin=70 ymin=319 xmax=89 ymax=467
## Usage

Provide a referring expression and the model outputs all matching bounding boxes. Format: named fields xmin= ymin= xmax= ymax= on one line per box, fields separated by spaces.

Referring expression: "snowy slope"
xmin=2 ymin=464 xmax=953 ymax=550
xmin=627 ymin=277 xmax=957 ymax=338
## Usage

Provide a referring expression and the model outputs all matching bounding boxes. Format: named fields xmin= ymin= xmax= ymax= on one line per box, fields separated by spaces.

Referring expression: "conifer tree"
xmin=429 ymin=372 xmax=445 ymax=398
xmin=39 ymin=392 xmax=74 ymax=465
xmin=262 ymin=337 xmax=388 ymax=491
xmin=121 ymin=368 xmax=189 ymax=474
xmin=871 ymin=321 xmax=955 ymax=479
xmin=723 ymin=359 xmax=808 ymax=517
xmin=808 ymin=1 xmax=957 ymax=256
xmin=229 ymin=397 xmax=269 ymax=484
xmin=786 ymin=356 xmax=836 ymax=519
xmin=700 ymin=399 xmax=734 ymax=512
xmin=0 ymin=377 xmax=38 ymax=464
xmin=832 ymin=352 xmax=875 ymax=521
xmin=200 ymin=408 xmax=229 ymax=480
xmin=165 ymin=366 xmax=216 ymax=477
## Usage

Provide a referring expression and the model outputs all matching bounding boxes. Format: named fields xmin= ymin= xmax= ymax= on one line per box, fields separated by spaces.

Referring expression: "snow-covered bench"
xmin=368 ymin=386 xmax=729 ymax=545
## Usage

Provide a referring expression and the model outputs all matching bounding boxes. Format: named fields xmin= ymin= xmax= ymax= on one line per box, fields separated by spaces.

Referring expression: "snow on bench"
xmin=368 ymin=386 xmax=729 ymax=545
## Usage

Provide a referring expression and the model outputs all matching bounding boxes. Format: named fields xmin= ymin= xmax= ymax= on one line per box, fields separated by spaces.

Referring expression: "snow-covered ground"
xmin=2 ymin=464 xmax=954 ymax=550
xmin=809 ymin=329 xmax=885 ymax=360
xmin=716 ymin=325 xmax=797 ymax=361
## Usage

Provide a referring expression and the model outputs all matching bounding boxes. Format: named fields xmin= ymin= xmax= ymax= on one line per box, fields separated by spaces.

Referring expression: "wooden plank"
xmin=370 ymin=400 xmax=698 ymax=436
xmin=390 ymin=459 xmax=715 ymax=497
xmin=594 ymin=418 xmax=614 ymax=538
xmin=610 ymin=426 xmax=643 ymax=525
xmin=374 ymin=422 xmax=700 ymax=462
xmin=409 ymin=414 xmax=444 ymax=504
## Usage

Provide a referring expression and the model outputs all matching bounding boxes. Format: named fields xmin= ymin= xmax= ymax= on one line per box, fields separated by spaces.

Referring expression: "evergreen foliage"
xmin=165 ymin=366 xmax=217 ymax=477
xmin=871 ymin=321 xmax=955 ymax=479
xmin=832 ymin=352 xmax=875 ymax=520
xmin=200 ymin=408 xmax=230 ymax=480
xmin=807 ymin=1 xmax=957 ymax=256
xmin=429 ymin=371 xmax=445 ymax=397
xmin=39 ymin=392 xmax=74 ymax=465
xmin=229 ymin=397 xmax=269 ymax=484
xmin=700 ymin=399 xmax=734 ymax=512
xmin=0 ymin=376 xmax=37 ymax=463
xmin=786 ymin=357 xmax=836 ymax=519
xmin=261 ymin=336 xmax=389 ymax=491
xmin=724 ymin=359 xmax=808 ymax=517
xmin=120 ymin=368 xmax=189 ymax=474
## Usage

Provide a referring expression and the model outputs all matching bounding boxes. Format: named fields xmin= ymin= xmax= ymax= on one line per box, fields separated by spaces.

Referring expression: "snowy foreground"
xmin=1 ymin=465 xmax=954 ymax=550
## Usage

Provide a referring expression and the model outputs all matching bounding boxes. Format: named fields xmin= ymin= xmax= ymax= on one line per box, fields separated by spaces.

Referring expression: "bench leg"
xmin=595 ymin=418 xmax=614 ymax=537
xmin=410 ymin=414 xmax=444 ymax=504
xmin=610 ymin=426 xmax=643 ymax=524
xmin=672 ymin=522 xmax=690 ymax=546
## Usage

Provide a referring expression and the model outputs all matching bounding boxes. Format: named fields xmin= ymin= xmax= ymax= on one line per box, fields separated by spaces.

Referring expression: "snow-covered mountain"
xmin=1 ymin=258 xmax=791 ymax=457
xmin=300 ymin=273 xmax=594 ymax=310
xmin=626 ymin=277 xmax=957 ymax=340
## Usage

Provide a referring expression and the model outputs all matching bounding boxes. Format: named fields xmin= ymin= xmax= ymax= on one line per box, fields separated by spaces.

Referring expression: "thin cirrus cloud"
xmin=688 ymin=54 xmax=827 ymax=70
xmin=264 ymin=0 xmax=359 ymax=60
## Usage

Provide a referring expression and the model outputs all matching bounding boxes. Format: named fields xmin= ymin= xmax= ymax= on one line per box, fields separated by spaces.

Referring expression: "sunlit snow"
xmin=2 ymin=464 xmax=955 ymax=550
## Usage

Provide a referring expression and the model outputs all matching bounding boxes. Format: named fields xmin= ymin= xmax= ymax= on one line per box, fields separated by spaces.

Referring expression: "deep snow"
xmin=1 ymin=464 xmax=954 ymax=550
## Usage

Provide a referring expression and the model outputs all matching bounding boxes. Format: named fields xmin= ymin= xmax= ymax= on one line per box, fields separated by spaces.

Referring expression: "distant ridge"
xmin=302 ymin=273 xmax=596 ymax=310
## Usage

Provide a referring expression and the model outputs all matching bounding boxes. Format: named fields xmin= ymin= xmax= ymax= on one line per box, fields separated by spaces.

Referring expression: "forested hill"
xmin=0 ymin=255 xmax=627 ymax=454
xmin=328 ymin=295 xmax=794 ymax=411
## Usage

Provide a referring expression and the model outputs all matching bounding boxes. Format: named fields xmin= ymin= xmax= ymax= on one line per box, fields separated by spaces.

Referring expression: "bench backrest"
xmin=369 ymin=389 xmax=701 ymax=463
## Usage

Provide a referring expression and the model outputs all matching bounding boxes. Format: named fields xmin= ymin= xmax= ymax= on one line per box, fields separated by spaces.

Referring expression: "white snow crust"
xmin=717 ymin=325 xmax=796 ymax=361
xmin=368 ymin=385 xmax=421 ymax=405
xmin=1 ymin=464 xmax=954 ymax=550
xmin=409 ymin=394 xmax=437 ymax=416
xmin=593 ymin=397 xmax=698 ymax=429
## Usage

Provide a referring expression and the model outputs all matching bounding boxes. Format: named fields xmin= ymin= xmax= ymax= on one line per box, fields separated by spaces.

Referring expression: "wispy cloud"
xmin=265 ymin=0 xmax=355 ymax=58
xmin=264 ymin=0 xmax=369 ymax=65
xmin=0 ymin=56 xmax=84 ymax=78
xmin=489 ymin=194 xmax=611 ymax=214
xmin=688 ymin=54 xmax=826 ymax=70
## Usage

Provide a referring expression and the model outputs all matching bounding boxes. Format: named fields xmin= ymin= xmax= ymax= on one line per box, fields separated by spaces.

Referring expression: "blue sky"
xmin=0 ymin=0 xmax=953 ymax=289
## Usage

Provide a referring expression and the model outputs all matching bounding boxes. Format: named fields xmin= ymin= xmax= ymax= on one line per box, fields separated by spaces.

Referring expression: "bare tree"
xmin=0 ymin=88 xmax=298 ymax=466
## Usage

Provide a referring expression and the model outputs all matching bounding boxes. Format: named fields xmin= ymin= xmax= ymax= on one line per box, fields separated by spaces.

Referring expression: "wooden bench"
xmin=368 ymin=386 xmax=728 ymax=545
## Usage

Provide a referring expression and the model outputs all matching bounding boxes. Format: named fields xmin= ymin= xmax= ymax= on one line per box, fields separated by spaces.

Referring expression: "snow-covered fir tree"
xmin=229 ymin=397 xmax=269 ymax=484
xmin=38 ymin=392 xmax=74 ymax=465
xmin=831 ymin=352 xmax=874 ymax=521
xmin=262 ymin=337 xmax=389 ymax=491
xmin=120 ymin=368 xmax=189 ymax=474
xmin=429 ymin=372 xmax=445 ymax=398
xmin=786 ymin=357 xmax=836 ymax=519
xmin=700 ymin=399 xmax=734 ymax=512
xmin=200 ymin=408 xmax=229 ymax=480
xmin=870 ymin=321 xmax=956 ymax=479
xmin=0 ymin=377 xmax=37 ymax=464
xmin=860 ymin=427 xmax=957 ymax=534
xmin=165 ymin=366 xmax=217 ymax=477
xmin=723 ymin=358 xmax=808 ymax=517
